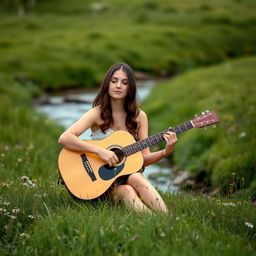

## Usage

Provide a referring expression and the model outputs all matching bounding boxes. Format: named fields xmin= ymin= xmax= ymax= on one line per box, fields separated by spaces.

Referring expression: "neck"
xmin=110 ymin=99 xmax=125 ymax=113
xmin=123 ymin=120 xmax=194 ymax=156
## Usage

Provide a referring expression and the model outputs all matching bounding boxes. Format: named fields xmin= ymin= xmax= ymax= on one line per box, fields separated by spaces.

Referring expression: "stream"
xmin=35 ymin=80 xmax=178 ymax=194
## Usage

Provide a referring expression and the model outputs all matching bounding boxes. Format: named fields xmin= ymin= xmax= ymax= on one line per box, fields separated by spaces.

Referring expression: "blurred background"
xmin=0 ymin=0 xmax=255 ymax=198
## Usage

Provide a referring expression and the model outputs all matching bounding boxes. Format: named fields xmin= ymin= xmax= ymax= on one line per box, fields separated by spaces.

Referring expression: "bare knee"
xmin=113 ymin=184 xmax=137 ymax=199
xmin=127 ymin=173 xmax=147 ymax=189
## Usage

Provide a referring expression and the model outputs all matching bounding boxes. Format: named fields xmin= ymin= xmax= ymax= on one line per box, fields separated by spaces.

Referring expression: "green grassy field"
xmin=0 ymin=54 xmax=255 ymax=256
xmin=0 ymin=0 xmax=255 ymax=91
xmin=1 ymin=0 xmax=256 ymax=254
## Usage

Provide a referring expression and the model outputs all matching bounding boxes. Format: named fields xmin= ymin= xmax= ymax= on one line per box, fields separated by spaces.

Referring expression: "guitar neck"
xmin=123 ymin=120 xmax=194 ymax=156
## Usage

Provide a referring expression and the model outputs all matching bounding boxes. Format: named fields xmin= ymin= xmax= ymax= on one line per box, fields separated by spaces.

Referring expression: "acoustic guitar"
xmin=58 ymin=111 xmax=220 ymax=200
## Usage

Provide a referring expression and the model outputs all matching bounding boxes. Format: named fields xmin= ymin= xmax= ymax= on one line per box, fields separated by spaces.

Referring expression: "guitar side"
xmin=58 ymin=130 xmax=144 ymax=200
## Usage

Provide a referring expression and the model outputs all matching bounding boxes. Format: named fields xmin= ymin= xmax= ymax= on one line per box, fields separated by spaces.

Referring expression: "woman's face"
xmin=108 ymin=68 xmax=128 ymax=100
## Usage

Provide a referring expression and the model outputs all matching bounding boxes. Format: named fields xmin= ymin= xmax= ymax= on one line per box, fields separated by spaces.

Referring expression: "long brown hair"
xmin=93 ymin=62 xmax=140 ymax=139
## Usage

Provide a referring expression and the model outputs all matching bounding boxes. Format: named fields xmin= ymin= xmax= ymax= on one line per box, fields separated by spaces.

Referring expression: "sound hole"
xmin=110 ymin=148 xmax=125 ymax=163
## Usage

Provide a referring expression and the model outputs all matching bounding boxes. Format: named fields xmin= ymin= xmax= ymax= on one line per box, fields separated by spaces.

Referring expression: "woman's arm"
xmin=58 ymin=106 xmax=119 ymax=166
xmin=137 ymin=111 xmax=177 ymax=167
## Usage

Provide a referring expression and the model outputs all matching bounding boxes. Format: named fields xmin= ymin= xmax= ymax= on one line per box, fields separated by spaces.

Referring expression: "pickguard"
xmin=98 ymin=163 xmax=125 ymax=180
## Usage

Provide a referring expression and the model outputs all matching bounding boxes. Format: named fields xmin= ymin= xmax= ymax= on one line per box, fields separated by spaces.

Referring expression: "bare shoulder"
xmin=87 ymin=106 xmax=101 ymax=116
xmin=137 ymin=110 xmax=148 ymax=122
xmin=81 ymin=106 xmax=101 ymax=124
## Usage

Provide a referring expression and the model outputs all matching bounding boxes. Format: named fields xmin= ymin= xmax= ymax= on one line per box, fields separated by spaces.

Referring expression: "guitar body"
xmin=58 ymin=130 xmax=144 ymax=200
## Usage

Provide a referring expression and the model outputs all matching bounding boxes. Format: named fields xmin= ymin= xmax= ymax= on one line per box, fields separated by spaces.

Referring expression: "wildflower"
xmin=28 ymin=214 xmax=36 ymax=219
xmin=20 ymin=233 xmax=30 ymax=238
xmin=8 ymin=214 xmax=17 ymax=219
xmin=3 ymin=201 xmax=10 ymax=206
xmin=176 ymin=217 xmax=180 ymax=221
xmin=12 ymin=208 xmax=21 ymax=213
xmin=222 ymin=202 xmax=236 ymax=207
xmin=0 ymin=208 xmax=7 ymax=213
xmin=1 ymin=182 xmax=10 ymax=187
xmin=1 ymin=153 xmax=5 ymax=157
xmin=21 ymin=176 xmax=37 ymax=187
xmin=21 ymin=176 xmax=30 ymax=181
xmin=238 ymin=132 xmax=246 ymax=138
xmin=17 ymin=158 xmax=23 ymax=163
xmin=245 ymin=222 xmax=254 ymax=229
xmin=28 ymin=214 xmax=40 ymax=219
xmin=4 ymin=145 xmax=9 ymax=151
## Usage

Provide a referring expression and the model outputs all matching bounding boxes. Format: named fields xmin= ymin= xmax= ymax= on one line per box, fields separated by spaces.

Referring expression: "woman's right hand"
xmin=97 ymin=148 xmax=119 ymax=167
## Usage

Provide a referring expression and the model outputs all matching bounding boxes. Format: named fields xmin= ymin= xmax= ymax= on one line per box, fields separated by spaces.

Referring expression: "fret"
xmin=184 ymin=122 xmax=188 ymax=130
xmin=123 ymin=120 xmax=195 ymax=156
xmin=180 ymin=123 xmax=186 ymax=132
xmin=173 ymin=126 xmax=180 ymax=134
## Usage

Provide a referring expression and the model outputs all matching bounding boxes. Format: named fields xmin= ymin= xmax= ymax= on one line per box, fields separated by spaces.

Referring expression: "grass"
xmin=1 ymin=181 xmax=255 ymax=255
xmin=0 ymin=0 xmax=256 ymax=254
xmin=0 ymin=0 xmax=255 ymax=91
xmin=0 ymin=56 xmax=255 ymax=256
xmin=143 ymin=56 xmax=256 ymax=198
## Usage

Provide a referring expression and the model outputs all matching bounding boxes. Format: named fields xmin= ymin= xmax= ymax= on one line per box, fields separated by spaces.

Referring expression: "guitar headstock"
xmin=192 ymin=111 xmax=220 ymax=128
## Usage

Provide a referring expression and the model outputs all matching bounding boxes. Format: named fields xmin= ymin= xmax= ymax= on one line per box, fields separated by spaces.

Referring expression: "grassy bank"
xmin=0 ymin=57 xmax=255 ymax=255
xmin=0 ymin=0 xmax=255 ymax=91
xmin=143 ymin=56 xmax=256 ymax=198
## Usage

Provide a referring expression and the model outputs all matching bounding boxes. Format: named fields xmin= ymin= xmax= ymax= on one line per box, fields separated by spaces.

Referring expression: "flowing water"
xmin=35 ymin=80 xmax=178 ymax=193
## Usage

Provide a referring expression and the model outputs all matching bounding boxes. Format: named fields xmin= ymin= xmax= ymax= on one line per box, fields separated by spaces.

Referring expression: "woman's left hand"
xmin=162 ymin=129 xmax=177 ymax=157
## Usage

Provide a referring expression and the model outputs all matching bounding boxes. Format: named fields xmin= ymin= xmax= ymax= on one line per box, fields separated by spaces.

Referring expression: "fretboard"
xmin=123 ymin=121 xmax=194 ymax=156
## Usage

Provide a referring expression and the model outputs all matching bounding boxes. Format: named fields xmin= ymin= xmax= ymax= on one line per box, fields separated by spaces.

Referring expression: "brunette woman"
xmin=58 ymin=62 xmax=177 ymax=214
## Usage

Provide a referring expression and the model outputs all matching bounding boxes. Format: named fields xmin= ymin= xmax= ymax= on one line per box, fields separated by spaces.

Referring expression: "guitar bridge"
xmin=80 ymin=154 xmax=97 ymax=181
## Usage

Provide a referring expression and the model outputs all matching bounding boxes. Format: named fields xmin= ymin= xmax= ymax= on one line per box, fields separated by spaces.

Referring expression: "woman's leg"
xmin=111 ymin=184 xmax=152 ymax=213
xmin=127 ymin=173 xmax=168 ymax=213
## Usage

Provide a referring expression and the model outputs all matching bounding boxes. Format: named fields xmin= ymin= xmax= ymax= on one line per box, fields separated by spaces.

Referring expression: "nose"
xmin=116 ymin=81 xmax=121 ymax=88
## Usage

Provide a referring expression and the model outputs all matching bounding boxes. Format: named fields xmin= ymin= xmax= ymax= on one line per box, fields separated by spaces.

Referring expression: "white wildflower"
xmin=222 ymin=202 xmax=236 ymax=207
xmin=12 ymin=208 xmax=21 ymax=213
xmin=8 ymin=214 xmax=17 ymax=219
xmin=20 ymin=233 xmax=30 ymax=238
xmin=238 ymin=132 xmax=246 ymax=138
xmin=1 ymin=182 xmax=10 ymax=187
xmin=21 ymin=176 xmax=30 ymax=181
xmin=28 ymin=214 xmax=40 ymax=219
xmin=0 ymin=208 xmax=7 ymax=213
xmin=245 ymin=222 xmax=254 ymax=229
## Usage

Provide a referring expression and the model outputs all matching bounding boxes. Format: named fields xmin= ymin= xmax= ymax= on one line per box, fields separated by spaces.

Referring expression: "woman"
xmin=58 ymin=62 xmax=177 ymax=214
